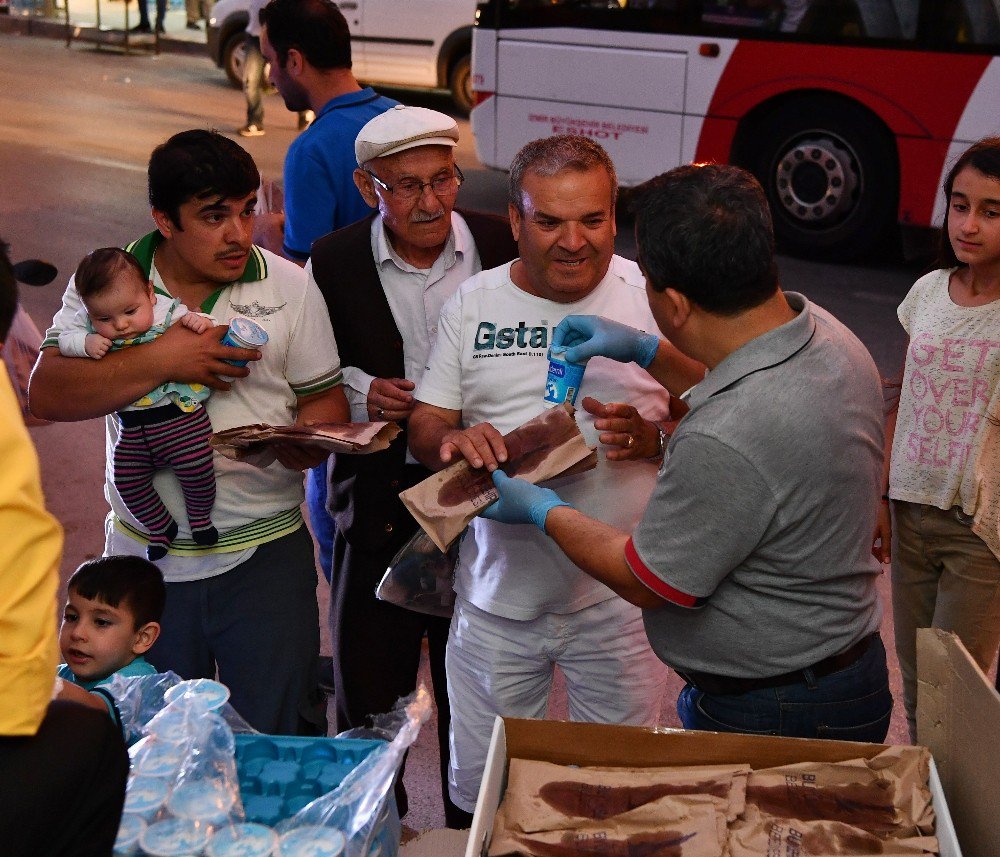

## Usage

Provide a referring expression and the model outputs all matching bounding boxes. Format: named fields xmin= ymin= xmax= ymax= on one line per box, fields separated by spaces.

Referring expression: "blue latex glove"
xmin=480 ymin=470 xmax=571 ymax=533
xmin=552 ymin=315 xmax=660 ymax=368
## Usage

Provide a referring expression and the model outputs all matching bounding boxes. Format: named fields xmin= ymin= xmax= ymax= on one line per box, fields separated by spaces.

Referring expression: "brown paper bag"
xmin=727 ymin=805 xmax=939 ymax=856
xmin=399 ymin=404 xmax=597 ymax=551
xmin=745 ymin=746 xmax=935 ymax=839
xmin=490 ymin=793 xmax=727 ymax=857
xmin=210 ymin=421 xmax=401 ymax=468
xmin=500 ymin=759 xmax=750 ymax=828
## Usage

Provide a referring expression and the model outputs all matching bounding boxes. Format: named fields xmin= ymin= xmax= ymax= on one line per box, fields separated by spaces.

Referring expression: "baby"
xmin=56 ymin=556 xmax=165 ymax=721
xmin=60 ymin=248 xmax=219 ymax=559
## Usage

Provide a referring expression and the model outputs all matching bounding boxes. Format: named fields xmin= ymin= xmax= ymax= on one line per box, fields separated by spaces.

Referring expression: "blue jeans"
xmin=677 ymin=635 xmax=892 ymax=743
xmin=147 ymin=527 xmax=324 ymax=735
xmin=306 ymin=461 xmax=335 ymax=584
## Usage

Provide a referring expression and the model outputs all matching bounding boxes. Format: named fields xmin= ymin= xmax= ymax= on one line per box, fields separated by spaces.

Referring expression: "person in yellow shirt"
xmin=0 ymin=239 xmax=129 ymax=857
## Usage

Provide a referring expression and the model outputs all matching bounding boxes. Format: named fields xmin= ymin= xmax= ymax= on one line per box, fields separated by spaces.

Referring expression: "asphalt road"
xmin=1 ymin=32 xmax=928 ymax=831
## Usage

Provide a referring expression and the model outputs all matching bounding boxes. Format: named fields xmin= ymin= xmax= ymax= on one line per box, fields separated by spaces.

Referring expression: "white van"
xmin=207 ymin=0 xmax=475 ymax=113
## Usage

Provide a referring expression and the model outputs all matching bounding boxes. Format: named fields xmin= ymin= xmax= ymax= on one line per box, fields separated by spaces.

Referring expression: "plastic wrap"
xmin=376 ymin=529 xmax=459 ymax=617
xmin=277 ymin=686 xmax=432 ymax=857
xmin=107 ymin=673 xmax=430 ymax=856
xmin=103 ymin=672 xmax=256 ymax=747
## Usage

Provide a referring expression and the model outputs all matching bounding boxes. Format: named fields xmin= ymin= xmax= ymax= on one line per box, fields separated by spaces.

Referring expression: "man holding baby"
xmin=29 ymin=129 xmax=350 ymax=737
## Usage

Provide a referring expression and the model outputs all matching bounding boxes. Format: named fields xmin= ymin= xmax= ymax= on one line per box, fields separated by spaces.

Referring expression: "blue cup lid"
xmin=167 ymin=778 xmax=235 ymax=823
xmin=145 ymin=705 xmax=195 ymax=744
xmin=114 ymin=813 xmax=147 ymax=849
xmin=277 ymin=825 xmax=346 ymax=857
xmin=124 ymin=775 xmax=170 ymax=813
xmin=228 ymin=316 xmax=269 ymax=348
xmin=140 ymin=818 xmax=211 ymax=856
xmin=207 ymin=823 xmax=279 ymax=857
xmin=164 ymin=678 xmax=231 ymax=712
xmin=133 ymin=737 xmax=185 ymax=778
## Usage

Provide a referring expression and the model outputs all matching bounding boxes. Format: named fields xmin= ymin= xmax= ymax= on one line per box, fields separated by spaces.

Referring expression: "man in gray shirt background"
xmin=480 ymin=162 xmax=891 ymax=741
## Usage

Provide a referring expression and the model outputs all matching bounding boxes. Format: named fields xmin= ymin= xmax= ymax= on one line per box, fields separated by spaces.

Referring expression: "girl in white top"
xmin=877 ymin=137 xmax=1000 ymax=739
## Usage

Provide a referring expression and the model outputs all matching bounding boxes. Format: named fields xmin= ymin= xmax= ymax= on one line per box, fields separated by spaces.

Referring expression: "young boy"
xmin=56 ymin=556 xmax=165 ymax=719
xmin=59 ymin=248 xmax=220 ymax=560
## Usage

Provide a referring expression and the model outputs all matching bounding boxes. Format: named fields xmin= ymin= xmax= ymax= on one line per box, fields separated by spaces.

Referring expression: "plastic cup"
xmin=133 ymin=737 xmax=185 ymax=779
xmin=146 ymin=705 xmax=197 ymax=745
xmin=542 ymin=347 xmax=587 ymax=407
xmin=113 ymin=813 xmax=147 ymax=855
xmin=164 ymin=678 xmax=231 ymax=712
xmin=277 ymin=826 xmax=346 ymax=857
xmin=140 ymin=818 xmax=211 ymax=856
xmin=167 ymin=778 xmax=236 ymax=824
xmin=207 ymin=823 xmax=279 ymax=857
xmin=220 ymin=317 xmax=268 ymax=367
xmin=123 ymin=774 xmax=171 ymax=820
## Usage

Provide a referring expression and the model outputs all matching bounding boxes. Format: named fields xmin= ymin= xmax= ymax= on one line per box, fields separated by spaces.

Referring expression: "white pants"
xmin=446 ymin=595 xmax=667 ymax=811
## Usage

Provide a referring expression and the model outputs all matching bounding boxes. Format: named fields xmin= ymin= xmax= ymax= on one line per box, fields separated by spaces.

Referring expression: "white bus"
xmin=471 ymin=0 xmax=1000 ymax=258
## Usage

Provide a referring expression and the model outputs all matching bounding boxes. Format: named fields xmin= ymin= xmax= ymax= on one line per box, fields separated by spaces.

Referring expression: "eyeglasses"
xmin=364 ymin=165 xmax=465 ymax=202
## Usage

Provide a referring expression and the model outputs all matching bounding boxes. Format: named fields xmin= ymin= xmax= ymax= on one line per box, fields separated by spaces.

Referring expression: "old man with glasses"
xmin=308 ymin=105 xmax=517 ymax=829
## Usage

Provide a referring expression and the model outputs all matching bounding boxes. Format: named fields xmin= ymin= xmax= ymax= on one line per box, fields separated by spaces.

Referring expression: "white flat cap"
xmin=355 ymin=105 xmax=459 ymax=165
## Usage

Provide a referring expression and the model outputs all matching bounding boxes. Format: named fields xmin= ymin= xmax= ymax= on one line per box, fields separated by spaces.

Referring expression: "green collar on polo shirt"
xmin=125 ymin=231 xmax=268 ymax=312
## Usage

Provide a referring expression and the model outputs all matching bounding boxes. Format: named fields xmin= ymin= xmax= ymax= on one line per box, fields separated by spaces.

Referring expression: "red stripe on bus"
xmin=695 ymin=40 xmax=990 ymax=225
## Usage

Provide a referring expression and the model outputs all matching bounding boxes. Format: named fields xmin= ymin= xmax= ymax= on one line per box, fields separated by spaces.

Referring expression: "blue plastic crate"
xmin=234 ymin=734 xmax=399 ymax=857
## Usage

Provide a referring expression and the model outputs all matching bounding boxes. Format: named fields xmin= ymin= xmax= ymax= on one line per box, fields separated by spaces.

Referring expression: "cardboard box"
xmin=917 ymin=628 xmax=1000 ymax=857
xmin=466 ymin=718 xmax=961 ymax=857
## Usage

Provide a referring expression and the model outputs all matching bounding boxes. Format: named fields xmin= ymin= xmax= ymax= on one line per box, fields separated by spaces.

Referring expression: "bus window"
xmin=701 ymin=1 xmax=784 ymax=30
xmin=795 ymin=1 xmax=866 ymax=38
xmin=919 ymin=0 xmax=1000 ymax=46
xmin=780 ymin=0 xmax=816 ymax=31
xmin=697 ymin=1 xmax=913 ymax=39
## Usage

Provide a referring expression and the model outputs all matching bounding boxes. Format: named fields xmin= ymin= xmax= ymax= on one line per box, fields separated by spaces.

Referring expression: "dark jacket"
xmin=310 ymin=210 xmax=518 ymax=554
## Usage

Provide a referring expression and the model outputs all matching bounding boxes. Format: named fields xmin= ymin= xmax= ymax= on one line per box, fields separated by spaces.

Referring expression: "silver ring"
xmin=376 ymin=407 xmax=385 ymax=419
xmin=625 ymin=434 xmax=635 ymax=449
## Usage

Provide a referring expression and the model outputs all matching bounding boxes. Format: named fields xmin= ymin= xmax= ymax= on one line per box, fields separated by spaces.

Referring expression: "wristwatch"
xmin=651 ymin=422 xmax=672 ymax=459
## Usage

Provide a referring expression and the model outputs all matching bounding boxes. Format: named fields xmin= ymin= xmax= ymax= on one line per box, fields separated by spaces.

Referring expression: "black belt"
xmin=677 ymin=632 xmax=877 ymax=696
xmin=117 ymin=401 xmax=186 ymax=428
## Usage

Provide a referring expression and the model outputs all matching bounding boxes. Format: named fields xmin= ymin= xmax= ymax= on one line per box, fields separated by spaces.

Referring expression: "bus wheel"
xmin=745 ymin=99 xmax=897 ymax=261
xmin=449 ymin=54 xmax=473 ymax=116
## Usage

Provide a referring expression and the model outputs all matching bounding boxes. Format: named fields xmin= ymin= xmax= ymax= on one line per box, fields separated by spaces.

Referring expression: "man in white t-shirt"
xmin=408 ymin=136 xmax=672 ymax=813
xmin=29 ymin=130 xmax=349 ymax=736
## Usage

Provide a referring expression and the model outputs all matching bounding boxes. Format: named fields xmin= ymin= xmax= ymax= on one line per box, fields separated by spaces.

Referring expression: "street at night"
xmin=0 ymin=28 xmax=967 ymax=835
